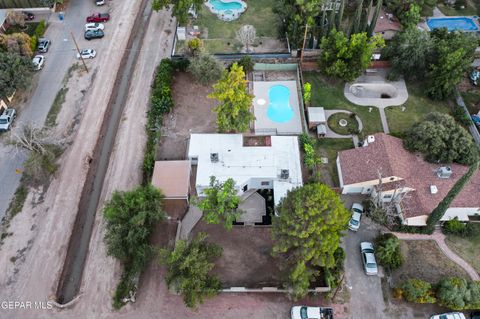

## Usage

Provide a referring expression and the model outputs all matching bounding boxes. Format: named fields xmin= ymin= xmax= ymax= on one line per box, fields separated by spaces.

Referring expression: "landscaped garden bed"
xmin=327 ymin=112 xmax=359 ymax=135
xmin=315 ymin=138 xmax=354 ymax=187
xmin=445 ymin=223 xmax=480 ymax=275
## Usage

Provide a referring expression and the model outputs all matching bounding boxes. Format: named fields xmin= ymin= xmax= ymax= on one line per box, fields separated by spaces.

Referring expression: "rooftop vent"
xmin=430 ymin=185 xmax=438 ymax=194
xmin=436 ymin=166 xmax=452 ymax=179
xmin=280 ymin=169 xmax=289 ymax=179
xmin=210 ymin=153 xmax=219 ymax=163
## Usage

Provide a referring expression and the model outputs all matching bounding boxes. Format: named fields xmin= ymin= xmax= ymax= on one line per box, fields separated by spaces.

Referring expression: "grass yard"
xmin=437 ymin=1 xmax=478 ymax=16
xmin=392 ymin=240 xmax=469 ymax=285
xmin=384 ymin=83 xmax=451 ymax=135
xmin=303 ymin=72 xmax=383 ymax=135
xmin=315 ymin=138 xmax=354 ymax=187
xmin=327 ymin=112 xmax=359 ymax=135
xmin=445 ymin=223 xmax=480 ymax=275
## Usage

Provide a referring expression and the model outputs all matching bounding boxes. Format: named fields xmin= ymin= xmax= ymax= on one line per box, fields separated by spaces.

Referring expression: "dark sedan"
xmin=84 ymin=29 xmax=104 ymax=40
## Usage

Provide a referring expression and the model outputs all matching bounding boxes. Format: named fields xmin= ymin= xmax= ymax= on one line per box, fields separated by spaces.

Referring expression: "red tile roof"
xmin=338 ymin=133 xmax=469 ymax=218
xmin=371 ymin=7 xmax=402 ymax=33
xmin=450 ymin=169 xmax=480 ymax=208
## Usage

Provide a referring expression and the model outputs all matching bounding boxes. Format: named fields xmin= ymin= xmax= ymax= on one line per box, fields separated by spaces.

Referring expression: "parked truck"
xmin=0 ymin=108 xmax=17 ymax=132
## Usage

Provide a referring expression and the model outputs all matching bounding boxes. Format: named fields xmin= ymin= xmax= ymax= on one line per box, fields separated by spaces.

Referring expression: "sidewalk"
xmin=392 ymin=229 xmax=480 ymax=281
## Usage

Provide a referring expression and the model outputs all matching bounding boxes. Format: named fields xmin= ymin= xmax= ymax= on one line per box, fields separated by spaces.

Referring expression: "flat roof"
xmin=151 ymin=160 xmax=190 ymax=198
xmin=308 ymin=107 xmax=326 ymax=123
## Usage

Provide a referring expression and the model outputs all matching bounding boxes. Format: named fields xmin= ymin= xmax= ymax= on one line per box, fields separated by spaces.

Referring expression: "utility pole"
xmin=71 ymin=32 xmax=88 ymax=73
xmin=300 ymin=24 xmax=309 ymax=65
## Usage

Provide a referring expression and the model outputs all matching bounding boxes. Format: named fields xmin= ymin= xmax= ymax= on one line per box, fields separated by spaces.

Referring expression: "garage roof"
xmin=152 ymin=160 xmax=190 ymax=199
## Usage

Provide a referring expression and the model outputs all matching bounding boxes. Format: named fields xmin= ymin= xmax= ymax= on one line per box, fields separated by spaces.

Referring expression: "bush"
xmin=443 ymin=217 xmax=472 ymax=236
xmin=400 ymin=279 xmax=436 ymax=304
xmin=452 ymin=107 xmax=472 ymax=127
xmin=30 ymin=35 xmax=37 ymax=53
xmin=325 ymin=247 xmax=346 ymax=291
xmin=299 ymin=133 xmax=318 ymax=168
xmin=187 ymin=54 xmax=224 ymax=86
xmin=34 ymin=20 xmax=46 ymax=38
xmin=186 ymin=38 xmax=203 ymax=57
xmin=237 ymin=55 xmax=254 ymax=74
xmin=374 ymin=233 xmax=403 ymax=270
xmin=436 ymin=277 xmax=480 ymax=310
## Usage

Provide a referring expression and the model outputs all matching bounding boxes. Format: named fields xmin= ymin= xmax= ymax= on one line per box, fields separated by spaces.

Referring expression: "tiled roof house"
xmin=336 ymin=133 xmax=478 ymax=226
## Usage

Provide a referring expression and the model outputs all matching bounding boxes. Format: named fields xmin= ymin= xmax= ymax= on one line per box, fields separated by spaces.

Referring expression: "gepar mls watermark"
xmin=1 ymin=301 xmax=53 ymax=310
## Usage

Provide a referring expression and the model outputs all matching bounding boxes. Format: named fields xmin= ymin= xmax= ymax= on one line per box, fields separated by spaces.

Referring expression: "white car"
xmin=32 ymin=55 xmax=45 ymax=70
xmin=348 ymin=202 xmax=364 ymax=231
xmin=430 ymin=313 xmax=466 ymax=319
xmin=360 ymin=242 xmax=378 ymax=276
xmin=291 ymin=306 xmax=333 ymax=319
xmin=96 ymin=0 xmax=105 ymax=5
xmin=84 ymin=22 xmax=105 ymax=31
xmin=77 ymin=49 xmax=97 ymax=59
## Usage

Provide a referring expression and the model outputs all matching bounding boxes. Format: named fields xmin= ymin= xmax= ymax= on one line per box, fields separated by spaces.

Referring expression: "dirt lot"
xmin=392 ymin=240 xmax=469 ymax=285
xmin=157 ymin=72 xmax=217 ymax=160
xmin=192 ymin=221 xmax=282 ymax=288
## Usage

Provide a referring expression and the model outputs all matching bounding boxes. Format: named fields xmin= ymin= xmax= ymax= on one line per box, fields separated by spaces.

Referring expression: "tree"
xmin=443 ymin=217 xmax=472 ymax=237
xmin=152 ymin=0 xmax=203 ymax=24
xmin=236 ymin=55 xmax=254 ymax=74
xmin=335 ymin=0 xmax=345 ymax=30
xmin=404 ymin=112 xmax=479 ymax=165
xmin=368 ymin=0 xmax=383 ymax=37
xmin=0 ymin=33 xmax=34 ymax=57
xmin=187 ymin=53 xmax=224 ymax=86
xmin=272 ymin=183 xmax=350 ymax=299
xmin=236 ymin=25 xmax=256 ymax=53
xmin=319 ymin=30 xmax=384 ymax=81
xmin=401 ymin=3 xmax=420 ymax=27
xmin=0 ymin=51 xmax=33 ymax=99
xmin=185 ymin=37 xmax=203 ymax=57
xmin=400 ymin=279 xmax=436 ymax=303
xmin=303 ymin=82 xmax=312 ymax=106
xmin=436 ymin=277 xmax=480 ymax=310
xmin=425 ymin=29 xmax=476 ymax=100
xmin=197 ymin=176 xmax=241 ymax=230
xmin=103 ymin=185 xmax=165 ymax=270
xmin=374 ymin=233 xmax=403 ymax=270
xmin=6 ymin=11 xmax=25 ymax=27
xmin=208 ymin=63 xmax=254 ymax=132
xmin=382 ymin=27 xmax=432 ymax=80
xmin=160 ymin=232 xmax=222 ymax=308
xmin=351 ymin=0 xmax=364 ymax=35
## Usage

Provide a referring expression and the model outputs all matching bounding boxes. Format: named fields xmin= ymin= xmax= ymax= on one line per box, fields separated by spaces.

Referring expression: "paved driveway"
xmin=0 ymin=0 xmax=107 ymax=218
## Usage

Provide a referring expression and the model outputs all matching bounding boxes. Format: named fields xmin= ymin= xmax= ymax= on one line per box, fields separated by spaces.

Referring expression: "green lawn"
xmin=445 ymin=224 xmax=480 ymax=275
xmin=384 ymin=83 xmax=451 ymax=135
xmin=437 ymin=2 xmax=478 ymax=16
xmin=327 ymin=112 xmax=359 ymax=135
xmin=303 ymin=72 xmax=383 ymax=135
xmin=461 ymin=89 xmax=480 ymax=114
xmin=315 ymin=138 xmax=354 ymax=187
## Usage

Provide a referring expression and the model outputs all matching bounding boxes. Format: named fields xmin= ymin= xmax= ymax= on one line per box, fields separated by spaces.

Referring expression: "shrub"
xmin=186 ymin=38 xmax=203 ymax=57
xmin=436 ymin=277 xmax=480 ymax=310
xmin=237 ymin=55 xmax=254 ymax=73
xmin=374 ymin=233 xmax=403 ymax=270
xmin=443 ymin=217 xmax=472 ymax=237
xmin=452 ymin=107 xmax=472 ymax=127
xmin=34 ymin=20 xmax=46 ymax=38
xmin=400 ymin=279 xmax=436 ymax=304
xmin=299 ymin=133 xmax=318 ymax=168
xmin=187 ymin=53 xmax=224 ymax=86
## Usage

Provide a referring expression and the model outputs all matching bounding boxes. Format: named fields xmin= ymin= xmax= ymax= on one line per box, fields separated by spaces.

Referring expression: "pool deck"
xmin=253 ymin=80 xmax=303 ymax=135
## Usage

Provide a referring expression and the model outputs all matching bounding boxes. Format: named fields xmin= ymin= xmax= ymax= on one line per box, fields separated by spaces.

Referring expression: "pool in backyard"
xmin=253 ymin=81 xmax=303 ymax=135
xmin=426 ymin=16 xmax=479 ymax=31
xmin=205 ymin=0 xmax=247 ymax=21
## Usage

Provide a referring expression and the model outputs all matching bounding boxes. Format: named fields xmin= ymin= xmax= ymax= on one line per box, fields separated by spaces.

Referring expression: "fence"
xmin=253 ymin=62 xmax=297 ymax=72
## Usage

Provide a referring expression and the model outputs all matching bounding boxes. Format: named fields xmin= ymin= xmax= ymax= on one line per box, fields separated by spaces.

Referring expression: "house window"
xmin=261 ymin=181 xmax=269 ymax=186
xmin=384 ymin=194 xmax=393 ymax=199
xmin=243 ymin=185 xmax=248 ymax=192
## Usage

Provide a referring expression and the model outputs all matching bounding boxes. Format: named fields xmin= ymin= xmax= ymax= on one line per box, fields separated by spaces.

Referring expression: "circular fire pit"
xmin=327 ymin=112 xmax=360 ymax=135
xmin=339 ymin=119 xmax=348 ymax=127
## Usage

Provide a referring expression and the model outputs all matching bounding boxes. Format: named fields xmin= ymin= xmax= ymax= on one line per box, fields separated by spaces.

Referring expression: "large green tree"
xmin=160 ymin=232 xmax=222 ymax=308
xmin=152 ymin=0 xmax=203 ymax=24
xmin=374 ymin=233 xmax=403 ymax=270
xmin=425 ymin=29 xmax=476 ymax=100
xmin=382 ymin=27 xmax=432 ymax=80
xmin=319 ymin=30 xmax=384 ymax=81
xmin=0 ymin=51 xmax=33 ymax=98
xmin=404 ymin=112 xmax=479 ymax=165
xmin=208 ymin=63 xmax=254 ymax=132
xmin=436 ymin=277 xmax=480 ymax=310
xmin=187 ymin=53 xmax=224 ymax=86
xmin=272 ymin=183 xmax=350 ymax=299
xmin=197 ymin=176 xmax=241 ymax=230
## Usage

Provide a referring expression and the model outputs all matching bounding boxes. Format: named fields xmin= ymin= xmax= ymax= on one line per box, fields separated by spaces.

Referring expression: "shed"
xmin=307 ymin=107 xmax=326 ymax=129
xmin=176 ymin=26 xmax=186 ymax=40
xmin=316 ymin=124 xmax=327 ymax=137
xmin=152 ymin=160 xmax=191 ymax=219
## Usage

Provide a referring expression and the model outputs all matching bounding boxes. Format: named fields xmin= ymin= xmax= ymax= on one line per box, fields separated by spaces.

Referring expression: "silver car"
xmin=360 ymin=242 xmax=378 ymax=275
xmin=348 ymin=203 xmax=364 ymax=231
xmin=32 ymin=55 xmax=45 ymax=70
xmin=84 ymin=22 xmax=105 ymax=31
xmin=430 ymin=313 xmax=466 ymax=319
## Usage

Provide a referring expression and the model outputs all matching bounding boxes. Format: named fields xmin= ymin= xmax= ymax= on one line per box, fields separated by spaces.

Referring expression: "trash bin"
xmin=59 ymin=12 xmax=64 ymax=21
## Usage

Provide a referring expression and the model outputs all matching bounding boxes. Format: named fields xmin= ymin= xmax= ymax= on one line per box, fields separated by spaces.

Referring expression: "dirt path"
xmin=393 ymin=230 xmax=480 ymax=281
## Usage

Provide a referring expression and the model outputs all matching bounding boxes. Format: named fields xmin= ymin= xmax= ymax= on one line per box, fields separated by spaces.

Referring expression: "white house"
xmin=187 ymin=134 xmax=303 ymax=206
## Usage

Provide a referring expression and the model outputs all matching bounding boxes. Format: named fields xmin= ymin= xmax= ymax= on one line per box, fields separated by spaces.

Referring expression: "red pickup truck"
xmin=86 ymin=13 xmax=110 ymax=23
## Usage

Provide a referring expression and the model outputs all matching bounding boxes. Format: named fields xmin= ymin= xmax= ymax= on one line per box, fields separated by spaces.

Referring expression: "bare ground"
xmin=157 ymin=72 xmax=217 ymax=160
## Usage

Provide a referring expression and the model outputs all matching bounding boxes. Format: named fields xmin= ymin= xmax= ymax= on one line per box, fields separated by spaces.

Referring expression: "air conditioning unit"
xmin=430 ymin=185 xmax=438 ymax=194
xmin=280 ymin=169 xmax=289 ymax=179
xmin=437 ymin=166 xmax=452 ymax=179
xmin=210 ymin=153 xmax=219 ymax=163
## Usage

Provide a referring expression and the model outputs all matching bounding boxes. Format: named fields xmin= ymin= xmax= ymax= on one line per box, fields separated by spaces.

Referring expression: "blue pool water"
xmin=267 ymin=85 xmax=294 ymax=123
xmin=427 ymin=17 xmax=479 ymax=31
xmin=208 ymin=0 xmax=242 ymax=10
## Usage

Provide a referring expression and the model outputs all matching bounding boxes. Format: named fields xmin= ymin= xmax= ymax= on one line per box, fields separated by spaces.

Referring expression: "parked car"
xmin=86 ymin=13 xmax=110 ymax=23
xmin=430 ymin=312 xmax=466 ymax=319
xmin=37 ymin=38 xmax=51 ymax=53
xmin=348 ymin=203 xmax=364 ymax=231
xmin=84 ymin=22 xmax=105 ymax=31
xmin=471 ymin=115 xmax=480 ymax=128
xmin=0 ymin=108 xmax=17 ymax=132
xmin=360 ymin=242 xmax=378 ymax=276
xmin=84 ymin=29 xmax=104 ymax=40
xmin=22 ymin=12 xmax=35 ymax=21
xmin=77 ymin=49 xmax=96 ymax=59
xmin=291 ymin=306 xmax=333 ymax=319
xmin=32 ymin=55 xmax=45 ymax=70
xmin=96 ymin=0 xmax=106 ymax=5
xmin=471 ymin=312 xmax=480 ymax=319
xmin=470 ymin=69 xmax=480 ymax=86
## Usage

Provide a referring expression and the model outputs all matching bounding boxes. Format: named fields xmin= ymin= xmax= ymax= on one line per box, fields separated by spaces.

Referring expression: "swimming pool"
xmin=205 ymin=0 xmax=247 ymax=21
xmin=267 ymin=85 xmax=294 ymax=123
xmin=209 ymin=0 xmax=242 ymax=10
xmin=427 ymin=17 xmax=479 ymax=31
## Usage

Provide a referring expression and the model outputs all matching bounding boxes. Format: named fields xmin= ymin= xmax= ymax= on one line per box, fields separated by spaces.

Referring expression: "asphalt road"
xmin=0 ymin=1 xmax=106 ymax=218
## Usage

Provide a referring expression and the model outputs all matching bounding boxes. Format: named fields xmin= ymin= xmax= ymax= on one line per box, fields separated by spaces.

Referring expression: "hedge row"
xmin=30 ymin=20 xmax=46 ymax=52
